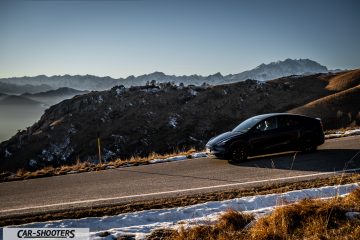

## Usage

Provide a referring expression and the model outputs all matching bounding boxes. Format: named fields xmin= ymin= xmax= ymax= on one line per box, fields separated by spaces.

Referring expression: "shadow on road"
xmin=229 ymin=149 xmax=360 ymax=172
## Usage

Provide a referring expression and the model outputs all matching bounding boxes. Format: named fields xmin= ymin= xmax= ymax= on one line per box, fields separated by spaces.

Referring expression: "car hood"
xmin=206 ymin=131 xmax=244 ymax=146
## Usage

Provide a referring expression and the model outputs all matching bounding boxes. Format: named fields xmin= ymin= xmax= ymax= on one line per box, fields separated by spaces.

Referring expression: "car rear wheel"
xmin=300 ymin=138 xmax=317 ymax=153
xmin=229 ymin=144 xmax=248 ymax=162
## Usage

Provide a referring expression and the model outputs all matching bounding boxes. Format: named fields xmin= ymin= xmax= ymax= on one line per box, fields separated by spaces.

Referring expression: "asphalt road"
xmin=0 ymin=135 xmax=359 ymax=218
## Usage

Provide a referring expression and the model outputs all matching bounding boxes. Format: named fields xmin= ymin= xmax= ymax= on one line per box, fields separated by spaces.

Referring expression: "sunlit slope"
xmin=290 ymin=85 xmax=360 ymax=129
xmin=325 ymin=69 xmax=360 ymax=91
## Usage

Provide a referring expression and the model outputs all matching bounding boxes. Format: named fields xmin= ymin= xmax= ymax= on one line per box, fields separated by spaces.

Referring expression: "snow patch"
xmin=168 ymin=116 xmax=178 ymax=128
xmin=28 ymin=159 xmax=37 ymax=167
xmin=103 ymin=149 xmax=116 ymax=162
xmin=346 ymin=212 xmax=360 ymax=219
xmin=325 ymin=128 xmax=360 ymax=139
xmin=191 ymin=152 xmax=207 ymax=158
xmin=165 ymin=156 xmax=187 ymax=161
xmin=97 ymin=95 xmax=103 ymax=104
xmin=115 ymin=87 xmax=125 ymax=96
xmin=149 ymin=155 xmax=187 ymax=164
xmin=189 ymin=136 xmax=199 ymax=142
xmin=4 ymin=149 xmax=12 ymax=158
xmin=188 ymin=89 xmax=198 ymax=96
xmin=344 ymin=129 xmax=360 ymax=136
xmin=40 ymin=137 xmax=73 ymax=162
xmin=68 ymin=127 xmax=77 ymax=134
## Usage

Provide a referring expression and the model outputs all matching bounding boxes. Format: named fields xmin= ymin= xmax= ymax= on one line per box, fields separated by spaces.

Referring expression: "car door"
xmin=277 ymin=115 xmax=301 ymax=150
xmin=248 ymin=116 xmax=282 ymax=155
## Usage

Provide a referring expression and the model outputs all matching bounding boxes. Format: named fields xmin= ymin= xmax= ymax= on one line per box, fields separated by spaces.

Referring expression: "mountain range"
xmin=0 ymin=59 xmax=331 ymax=92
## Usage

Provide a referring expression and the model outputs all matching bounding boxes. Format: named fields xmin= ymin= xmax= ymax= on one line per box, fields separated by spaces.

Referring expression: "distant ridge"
xmin=0 ymin=95 xmax=41 ymax=106
xmin=0 ymin=59 xmax=332 ymax=92
xmin=22 ymin=87 xmax=89 ymax=98
xmin=0 ymin=82 xmax=53 ymax=95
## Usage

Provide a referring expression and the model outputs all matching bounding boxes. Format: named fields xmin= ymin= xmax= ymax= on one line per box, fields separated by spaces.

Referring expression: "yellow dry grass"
xmin=7 ymin=148 xmax=199 ymax=181
xmin=289 ymin=84 xmax=360 ymax=129
xmin=170 ymin=210 xmax=254 ymax=240
xmin=326 ymin=69 xmax=360 ymax=91
xmin=299 ymin=84 xmax=359 ymax=109
xmin=112 ymin=147 xmax=197 ymax=166
xmin=165 ymin=187 xmax=360 ymax=240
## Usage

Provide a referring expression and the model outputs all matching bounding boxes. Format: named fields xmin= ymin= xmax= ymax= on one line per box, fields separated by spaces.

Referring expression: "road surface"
xmin=0 ymin=135 xmax=359 ymax=218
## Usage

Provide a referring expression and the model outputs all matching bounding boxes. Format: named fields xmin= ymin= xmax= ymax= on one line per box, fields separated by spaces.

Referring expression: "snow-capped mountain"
xmin=227 ymin=58 xmax=328 ymax=82
xmin=0 ymin=59 xmax=331 ymax=92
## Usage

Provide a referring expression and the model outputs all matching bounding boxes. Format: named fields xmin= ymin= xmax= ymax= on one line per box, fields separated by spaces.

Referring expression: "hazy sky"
xmin=0 ymin=0 xmax=359 ymax=78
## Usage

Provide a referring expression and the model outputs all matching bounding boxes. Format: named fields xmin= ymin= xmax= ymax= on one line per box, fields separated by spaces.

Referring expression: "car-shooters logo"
xmin=3 ymin=228 xmax=89 ymax=240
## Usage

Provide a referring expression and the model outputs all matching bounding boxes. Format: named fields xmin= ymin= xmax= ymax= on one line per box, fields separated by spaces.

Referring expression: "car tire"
xmin=300 ymin=138 xmax=317 ymax=153
xmin=229 ymin=143 xmax=248 ymax=162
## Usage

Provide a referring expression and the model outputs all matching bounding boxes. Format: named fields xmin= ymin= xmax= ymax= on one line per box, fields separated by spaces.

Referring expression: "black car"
xmin=206 ymin=113 xmax=325 ymax=162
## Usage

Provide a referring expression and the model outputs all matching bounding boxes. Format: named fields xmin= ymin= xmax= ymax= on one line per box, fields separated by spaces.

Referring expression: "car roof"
xmin=251 ymin=113 xmax=310 ymax=121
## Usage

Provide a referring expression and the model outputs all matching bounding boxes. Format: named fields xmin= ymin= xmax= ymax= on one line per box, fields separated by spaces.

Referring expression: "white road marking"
xmin=1 ymin=167 xmax=360 ymax=214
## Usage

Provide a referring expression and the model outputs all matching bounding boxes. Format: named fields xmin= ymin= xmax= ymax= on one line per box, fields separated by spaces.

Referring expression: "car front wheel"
xmin=229 ymin=144 xmax=248 ymax=162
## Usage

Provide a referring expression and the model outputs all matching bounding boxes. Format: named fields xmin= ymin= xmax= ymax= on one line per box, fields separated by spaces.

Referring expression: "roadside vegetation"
xmin=0 ymin=148 xmax=198 ymax=182
xmin=151 ymin=187 xmax=360 ymax=240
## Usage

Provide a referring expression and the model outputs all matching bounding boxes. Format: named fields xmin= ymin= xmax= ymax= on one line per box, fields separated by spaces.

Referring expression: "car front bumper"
xmin=205 ymin=145 xmax=227 ymax=158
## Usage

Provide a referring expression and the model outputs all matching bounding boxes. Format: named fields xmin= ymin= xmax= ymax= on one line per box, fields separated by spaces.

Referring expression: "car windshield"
xmin=232 ymin=117 xmax=261 ymax=132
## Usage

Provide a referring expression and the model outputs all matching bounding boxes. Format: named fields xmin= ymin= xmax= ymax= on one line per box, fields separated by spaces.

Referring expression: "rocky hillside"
xmin=4 ymin=71 xmax=356 ymax=172
xmin=0 ymin=59 xmax=331 ymax=91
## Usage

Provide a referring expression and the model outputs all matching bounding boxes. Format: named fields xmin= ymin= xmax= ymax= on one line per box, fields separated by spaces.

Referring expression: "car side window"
xmin=255 ymin=117 xmax=278 ymax=132
xmin=278 ymin=116 xmax=300 ymax=128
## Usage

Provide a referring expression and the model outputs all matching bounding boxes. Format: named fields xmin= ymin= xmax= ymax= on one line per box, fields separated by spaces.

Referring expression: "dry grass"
xmin=326 ymin=69 xmax=360 ymax=91
xmin=289 ymin=69 xmax=360 ymax=130
xmin=164 ymin=187 xmax=360 ymax=240
xmin=289 ymin=84 xmax=360 ymax=129
xmin=115 ymin=147 xmax=197 ymax=166
xmin=168 ymin=210 xmax=254 ymax=240
xmin=1 ymin=148 xmax=198 ymax=182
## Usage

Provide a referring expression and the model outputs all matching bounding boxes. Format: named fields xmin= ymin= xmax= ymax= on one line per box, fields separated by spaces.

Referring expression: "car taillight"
xmin=316 ymin=118 xmax=323 ymax=129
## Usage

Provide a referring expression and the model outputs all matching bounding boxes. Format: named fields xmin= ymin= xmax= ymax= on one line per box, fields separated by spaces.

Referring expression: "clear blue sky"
xmin=0 ymin=0 xmax=359 ymax=78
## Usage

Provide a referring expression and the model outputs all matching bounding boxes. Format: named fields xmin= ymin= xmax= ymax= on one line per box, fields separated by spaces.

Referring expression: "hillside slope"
xmin=289 ymin=85 xmax=360 ymax=129
xmin=325 ymin=69 xmax=360 ymax=91
xmin=289 ymin=69 xmax=360 ymax=128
